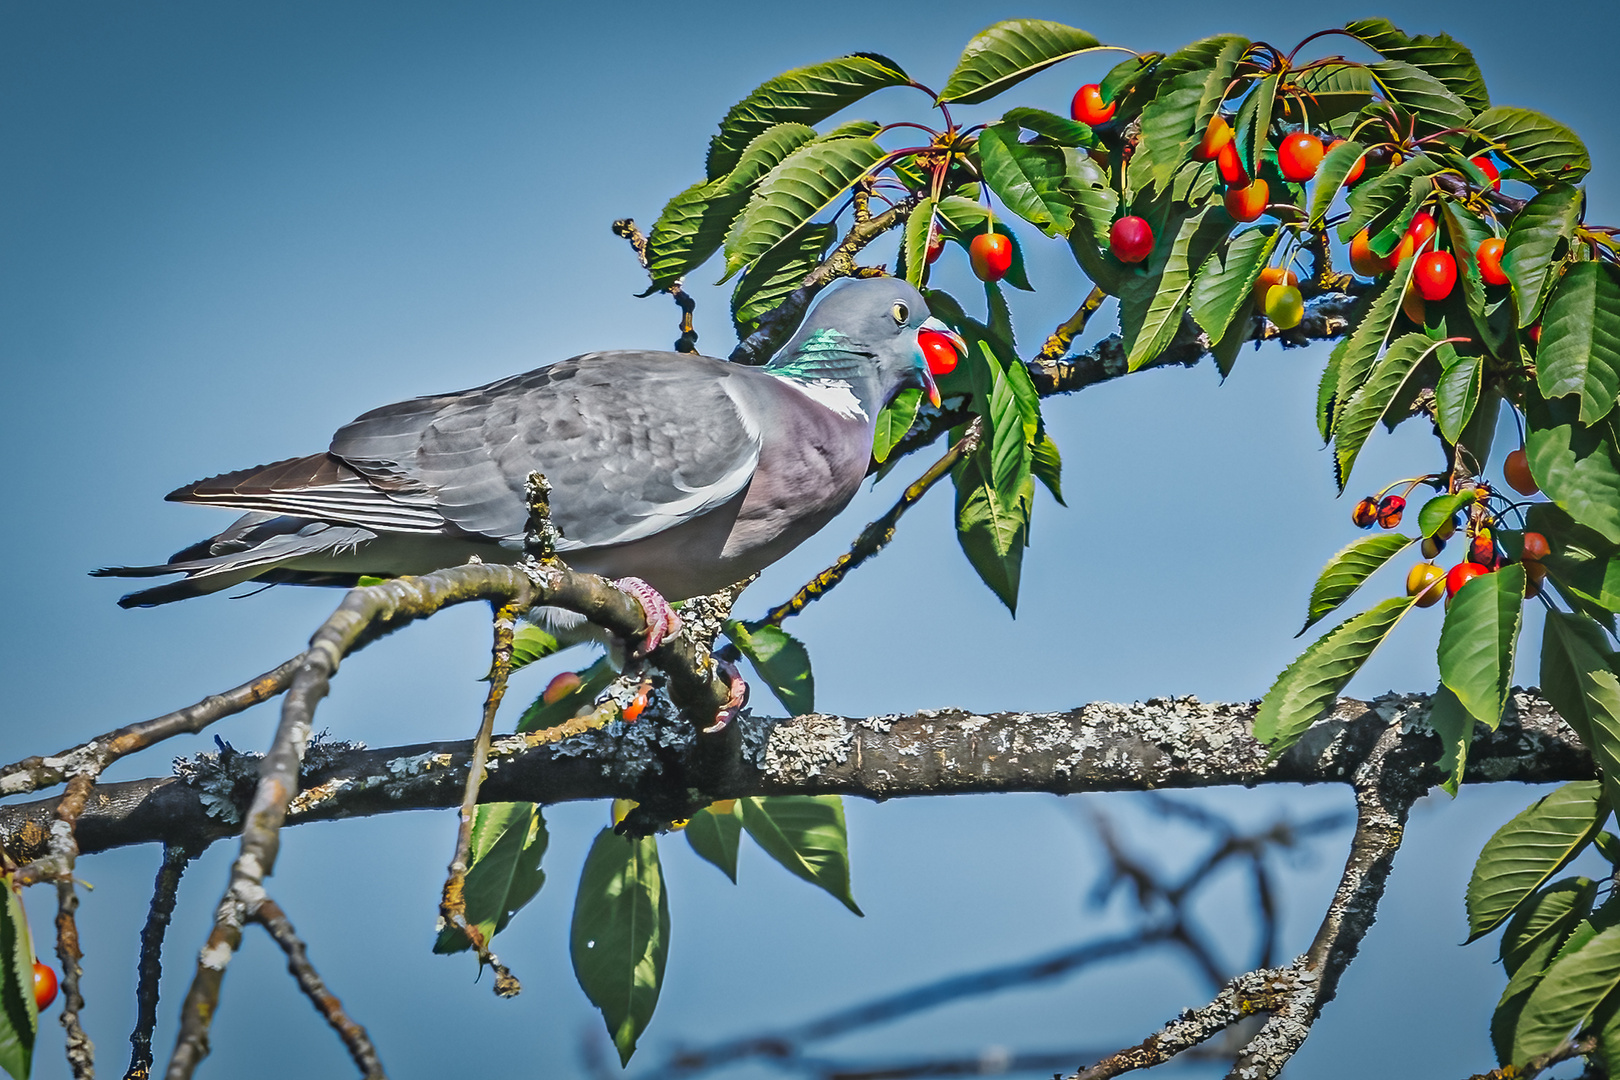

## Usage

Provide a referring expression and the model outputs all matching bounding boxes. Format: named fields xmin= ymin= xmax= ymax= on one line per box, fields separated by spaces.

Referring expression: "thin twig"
xmin=47 ymin=773 xmax=98 ymax=1079
xmin=251 ymin=898 xmax=386 ymax=1079
xmin=438 ymin=600 xmax=523 ymax=996
xmin=761 ymin=419 xmax=984 ymax=627
xmin=613 ymin=218 xmax=698 ymax=353
xmin=1038 ymin=287 xmax=1108 ymax=362
xmin=125 ymin=844 xmax=190 ymax=1080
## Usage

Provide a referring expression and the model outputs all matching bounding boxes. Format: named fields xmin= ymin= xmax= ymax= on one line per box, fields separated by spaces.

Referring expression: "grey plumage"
xmin=97 ymin=277 xmax=959 ymax=610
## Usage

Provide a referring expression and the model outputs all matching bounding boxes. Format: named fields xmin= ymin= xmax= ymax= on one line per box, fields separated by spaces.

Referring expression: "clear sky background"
xmin=2 ymin=2 xmax=1616 ymax=1078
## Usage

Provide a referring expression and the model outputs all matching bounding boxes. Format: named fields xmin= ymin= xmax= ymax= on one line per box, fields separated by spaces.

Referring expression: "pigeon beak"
xmin=922 ymin=368 xmax=942 ymax=409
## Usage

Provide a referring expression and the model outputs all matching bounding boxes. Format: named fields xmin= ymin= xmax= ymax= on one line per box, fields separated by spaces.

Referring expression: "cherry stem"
xmin=1285 ymin=28 xmax=1364 ymax=66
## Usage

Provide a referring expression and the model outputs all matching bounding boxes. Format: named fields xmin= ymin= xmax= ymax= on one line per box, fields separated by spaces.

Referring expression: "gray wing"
xmin=327 ymin=351 xmax=762 ymax=547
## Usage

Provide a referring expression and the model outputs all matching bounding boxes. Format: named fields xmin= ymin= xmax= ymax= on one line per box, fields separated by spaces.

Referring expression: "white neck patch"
xmin=772 ymin=375 xmax=868 ymax=421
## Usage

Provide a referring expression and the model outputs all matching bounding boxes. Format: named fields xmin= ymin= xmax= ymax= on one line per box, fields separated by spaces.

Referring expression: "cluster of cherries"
xmin=1353 ymin=447 xmax=1548 ymax=608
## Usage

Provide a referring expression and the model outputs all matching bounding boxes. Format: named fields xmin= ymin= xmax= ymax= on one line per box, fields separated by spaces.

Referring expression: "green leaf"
xmin=1466 ymin=781 xmax=1608 ymax=940
xmin=1516 ymin=923 xmax=1620 ymax=1060
xmin=987 ymin=353 xmax=1035 ymax=497
xmin=1428 ymin=683 xmax=1474 ymax=796
xmin=1135 ymin=70 xmax=1206 ymax=194
xmin=937 ymin=20 xmax=1103 ymax=105
xmin=1307 ymin=140 xmax=1367 ymax=228
xmin=1237 ymin=73 xmax=1278 ymax=178
xmin=953 ymin=436 xmax=1032 ymax=613
xmin=731 ymin=222 xmax=837 ymax=336
xmin=1530 ymin=507 xmax=1620 ymax=613
xmin=1189 ymin=227 xmax=1277 ymax=342
xmin=706 ymin=54 xmax=908 ymax=179
xmin=1418 ymin=491 xmax=1475 ymax=538
xmin=873 ymin=387 xmax=923 ymax=464
xmin=517 ymin=656 xmax=617 ymax=733
xmin=570 ymin=829 xmax=670 ymax=1066
xmin=645 ymin=180 xmax=749 ymax=292
xmin=1538 ymin=261 xmax=1620 ymax=424
xmin=1438 ymin=562 xmax=1525 ymax=729
xmin=722 ymin=620 xmax=814 ymax=716
xmin=902 ymin=196 xmax=937 ymax=288
xmin=1317 ymin=275 xmax=1402 ymax=439
xmin=1098 ymin=52 xmax=1158 ymax=106
xmin=999 ymin=107 xmax=1094 ymax=147
xmin=976 ymin=123 xmax=1076 ymax=236
xmin=1474 ymin=106 xmax=1591 ymax=184
xmin=1300 ymin=532 xmax=1415 ymax=636
xmin=722 ymin=138 xmax=885 ymax=280
xmin=1367 ymin=59 xmax=1473 ymax=130
xmin=1493 ymin=876 xmax=1600 ymax=1063
xmin=1031 ymin=430 xmax=1065 ymax=505
xmin=1332 ymin=332 xmax=1443 ymax=489
xmin=1064 ymin=150 xmax=1118 ymax=248
xmin=1340 ymin=154 xmax=1443 ymax=251
xmin=740 ymin=796 xmax=862 ymax=915
xmin=1435 ymin=350 xmax=1483 ymax=443
xmin=0 ymin=879 xmax=34 ymax=1080
xmin=1211 ymin=295 xmax=1255 ymax=378
xmin=936 ymin=197 xmax=1034 ymax=291
xmin=1541 ymin=612 xmax=1620 ymax=807
xmin=1503 ymin=184 xmax=1582 ymax=326
xmin=1291 ymin=62 xmax=1376 ymax=124
xmin=1253 ymin=596 xmax=1416 ymax=753
xmin=434 ymin=802 xmax=548 ymax=954
xmin=1526 ymin=390 xmax=1620 ymax=546
xmin=1344 ymin=19 xmax=1488 ymax=114
xmin=510 ymin=624 xmax=559 ymax=674
xmin=1121 ymin=209 xmax=1230 ymax=371
xmin=684 ymin=801 xmax=742 ymax=883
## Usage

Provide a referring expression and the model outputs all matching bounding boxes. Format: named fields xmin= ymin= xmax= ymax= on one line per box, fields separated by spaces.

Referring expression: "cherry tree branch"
xmin=125 ymin=844 xmax=190 ymax=1080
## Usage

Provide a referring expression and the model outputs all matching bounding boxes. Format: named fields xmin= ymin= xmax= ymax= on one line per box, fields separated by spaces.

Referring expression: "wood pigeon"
xmin=97 ymin=277 xmax=966 ymax=654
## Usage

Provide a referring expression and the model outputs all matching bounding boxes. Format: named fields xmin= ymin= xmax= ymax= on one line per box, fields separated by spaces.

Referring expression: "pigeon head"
xmin=765 ymin=277 xmax=965 ymax=419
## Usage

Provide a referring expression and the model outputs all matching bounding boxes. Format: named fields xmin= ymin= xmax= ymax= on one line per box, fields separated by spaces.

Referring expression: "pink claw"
xmin=613 ymin=577 xmax=681 ymax=656
xmin=703 ymin=658 xmax=750 ymax=733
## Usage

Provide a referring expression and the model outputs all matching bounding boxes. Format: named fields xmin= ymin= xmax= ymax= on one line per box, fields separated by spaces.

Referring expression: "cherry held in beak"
xmin=917 ymin=321 xmax=966 ymax=408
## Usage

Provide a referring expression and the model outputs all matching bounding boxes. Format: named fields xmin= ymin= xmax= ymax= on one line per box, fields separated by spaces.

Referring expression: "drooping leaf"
xmin=740 ymin=796 xmax=862 ymax=915
xmin=510 ymin=624 xmax=560 ymax=674
xmin=645 ymin=180 xmax=751 ymax=291
xmin=1333 ymin=332 xmax=1443 ymax=489
xmin=1030 ymin=431 xmax=1064 ymax=505
xmin=1135 ymin=70 xmax=1206 ymax=194
xmin=435 ymin=802 xmax=548 ymax=954
xmin=1428 ymin=683 xmax=1474 ymax=796
xmin=1307 ymin=140 xmax=1367 ymax=227
xmin=1367 ymin=59 xmax=1473 ymax=130
xmin=953 ymin=436 xmax=1032 ymax=613
xmin=1341 ymin=155 xmax=1443 ymax=252
xmin=987 ymin=353 xmax=1035 ymax=497
xmin=1541 ymin=612 xmax=1620 ymax=813
xmin=1466 ymin=781 xmax=1608 ymax=940
xmin=685 ymin=801 xmax=742 ymax=883
xmin=977 ymin=123 xmax=1076 ymax=236
xmin=571 ymin=829 xmax=670 ymax=1066
xmin=1529 ymin=507 xmax=1620 ymax=614
xmin=1515 ymin=924 xmax=1620 ymax=1060
xmin=902 ymin=196 xmax=936 ymax=289
xmin=1435 ymin=350 xmax=1483 ymax=443
xmin=938 ymin=20 xmax=1103 ymax=105
xmin=1190 ymin=227 xmax=1277 ymax=342
xmin=731 ymin=222 xmax=837 ymax=336
xmin=1493 ymin=876 xmax=1600 ymax=1063
xmin=1300 ymin=532 xmax=1415 ymax=636
xmin=1253 ymin=596 xmax=1416 ymax=753
xmin=1344 ymin=19 xmax=1488 ymax=114
xmin=706 ymin=55 xmax=908 ymax=179
xmin=1474 ymin=106 xmax=1592 ymax=184
xmin=1538 ymin=261 xmax=1620 ymax=424
xmin=1121 ymin=209 xmax=1230 ymax=371
xmin=999 ymin=107 xmax=1095 ymax=147
xmin=873 ymin=387 xmax=923 ymax=464
xmin=1438 ymin=563 xmax=1525 ymax=729
xmin=1418 ymin=491 xmax=1475 ymax=538
xmin=1526 ymin=390 xmax=1620 ymax=546
xmin=722 ymin=619 xmax=814 ymax=716
xmin=1237 ymin=73 xmax=1278 ymax=178
xmin=1064 ymin=150 xmax=1118 ymax=248
xmin=1317 ymin=275 xmax=1402 ymax=439
xmin=0 ymin=878 xmax=34 ymax=1080
xmin=722 ymin=138 xmax=886 ymax=280
xmin=1098 ymin=51 xmax=1158 ymax=107
xmin=1502 ymin=184 xmax=1582 ymax=326
xmin=1211 ymin=295 xmax=1255 ymax=378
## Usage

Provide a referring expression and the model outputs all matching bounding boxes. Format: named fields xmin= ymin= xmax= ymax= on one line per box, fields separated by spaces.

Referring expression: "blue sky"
xmin=3 ymin=2 xmax=1616 ymax=1077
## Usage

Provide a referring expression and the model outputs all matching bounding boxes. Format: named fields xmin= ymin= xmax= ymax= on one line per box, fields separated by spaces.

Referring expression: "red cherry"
xmin=1470 ymin=156 xmax=1501 ymax=190
xmin=1406 ymin=212 xmax=1438 ymax=252
xmin=33 ymin=961 xmax=56 ymax=1012
xmin=1416 ymin=251 xmax=1457 ymax=301
xmin=1522 ymin=531 xmax=1551 ymax=562
xmin=1376 ymin=495 xmax=1406 ymax=529
xmin=969 ymin=233 xmax=1013 ymax=282
xmin=1278 ymin=132 xmax=1325 ymax=182
xmin=924 ymin=230 xmax=944 ymax=265
xmin=1351 ymin=496 xmax=1379 ymax=529
xmin=1446 ymin=561 xmax=1490 ymax=599
xmin=1110 ymin=216 xmax=1154 ymax=264
xmin=1224 ymin=179 xmax=1269 ymax=223
xmin=1215 ymin=141 xmax=1247 ymax=185
xmin=1528 ymin=323 xmax=1542 ymax=346
xmin=1349 ymin=230 xmax=1394 ymax=277
xmin=1477 ymin=238 xmax=1508 ymax=286
xmin=917 ymin=329 xmax=961 ymax=376
xmin=1071 ymin=84 xmax=1115 ymax=126
xmin=541 ymin=671 xmax=583 ymax=706
xmin=1504 ymin=448 xmax=1538 ymax=496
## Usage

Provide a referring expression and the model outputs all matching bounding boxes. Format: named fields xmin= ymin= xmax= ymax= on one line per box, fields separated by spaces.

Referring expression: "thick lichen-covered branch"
xmin=0 ymin=691 xmax=1585 ymax=863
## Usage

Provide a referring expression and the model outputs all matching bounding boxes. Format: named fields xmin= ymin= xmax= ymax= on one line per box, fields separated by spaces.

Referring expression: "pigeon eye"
xmin=891 ymin=301 xmax=909 ymax=324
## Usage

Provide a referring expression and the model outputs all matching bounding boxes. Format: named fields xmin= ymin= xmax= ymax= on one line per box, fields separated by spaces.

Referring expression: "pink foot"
xmin=613 ymin=577 xmax=681 ymax=656
xmin=703 ymin=658 xmax=749 ymax=733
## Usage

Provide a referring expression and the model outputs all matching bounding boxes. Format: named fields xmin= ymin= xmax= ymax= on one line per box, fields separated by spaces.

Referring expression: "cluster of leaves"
xmin=452 ymin=15 xmax=1620 ymax=1070
xmin=0 ymin=877 xmax=40 ymax=1080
